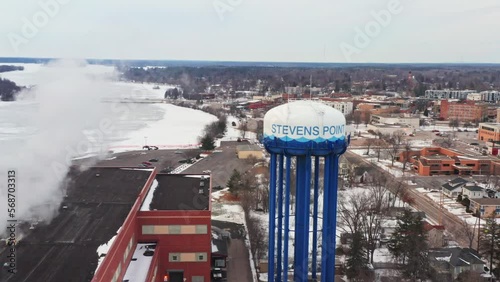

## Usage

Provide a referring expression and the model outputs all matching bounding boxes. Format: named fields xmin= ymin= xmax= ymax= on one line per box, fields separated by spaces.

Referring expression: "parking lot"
xmin=78 ymin=140 xmax=257 ymax=189
xmin=182 ymin=141 xmax=257 ymax=188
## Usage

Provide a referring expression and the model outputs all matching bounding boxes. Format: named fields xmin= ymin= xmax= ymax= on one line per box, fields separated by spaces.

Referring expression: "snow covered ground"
xmin=414 ymin=188 xmax=500 ymax=225
xmin=0 ymin=63 xmax=217 ymax=156
xmin=350 ymin=149 xmax=412 ymax=178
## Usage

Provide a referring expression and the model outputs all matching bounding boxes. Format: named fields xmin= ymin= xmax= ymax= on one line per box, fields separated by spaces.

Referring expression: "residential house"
xmin=429 ymin=247 xmax=486 ymax=281
xmin=462 ymin=183 xmax=485 ymax=199
xmin=441 ymin=177 xmax=468 ymax=198
xmin=469 ymin=198 xmax=500 ymax=218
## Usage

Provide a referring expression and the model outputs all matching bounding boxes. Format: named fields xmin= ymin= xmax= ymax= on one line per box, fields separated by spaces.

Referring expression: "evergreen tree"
xmin=227 ymin=169 xmax=242 ymax=195
xmin=388 ymin=209 xmax=431 ymax=280
xmin=479 ymin=215 xmax=500 ymax=277
xmin=199 ymin=133 xmax=215 ymax=150
xmin=346 ymin=231 xmax=369 ymax=280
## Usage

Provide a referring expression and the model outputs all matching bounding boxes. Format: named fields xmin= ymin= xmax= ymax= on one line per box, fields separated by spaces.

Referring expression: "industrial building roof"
xmin=149 ymin=174 xmax=210 ymax=211
xmin=0 ymin=167 xmax=153 ymax=282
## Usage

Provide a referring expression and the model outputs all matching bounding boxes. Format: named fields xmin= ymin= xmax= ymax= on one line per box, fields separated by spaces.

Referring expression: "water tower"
xmin=263 ymin=100 xmax=349 ymax=282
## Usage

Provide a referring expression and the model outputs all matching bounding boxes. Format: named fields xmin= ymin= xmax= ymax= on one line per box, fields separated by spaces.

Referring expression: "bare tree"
xmin=458 ymin=217 xmax=477 ymax=249
xmin=401 ymin=140 xmax=413 ymax=172
xmin=246 ymin=214 xmax=267 ymax=260
xmin=449 ymin=118 xmax=460 ymax=131
xmin=245 ymin=155 xmax=258 ymax=165
xmin=240 ymin=190 xmax=257 ymax=214
xmin=387 ymin=131 xmax=404 ymax=166
xmin=353 ymin=111 xmax=362 ymax=129
xmin=338 ymin=192 xmax=370 ymax=235
xmin=388 ymin=180 xmax=409 ymax=208
xmin=367 ymin=174 xmax=390 ymax=212
xmin=240 ymin=121 xmax=248 ymax=138
xmin=363 ymin=138 xmax=373 ymax=155
xmin=373 ymin=139 xmax=385 ymax=161
xmin=362 ymin=203 xmax=384 ymax=263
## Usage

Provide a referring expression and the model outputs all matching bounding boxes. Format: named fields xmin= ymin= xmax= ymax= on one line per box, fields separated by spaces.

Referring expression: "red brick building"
xmin=439 ymin=100 xmax=488 ymax=122
xmin=400 ymin=147 xmax=500 ymax=176
xmin=0 ymin=167 xmax=218 ymax=282
xmin=93 ymin=172 xmax=213 ymax=282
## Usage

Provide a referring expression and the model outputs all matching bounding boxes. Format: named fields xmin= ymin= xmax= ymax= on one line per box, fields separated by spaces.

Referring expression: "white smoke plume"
xmin=0 ymin=59 xmax=121 ymax=236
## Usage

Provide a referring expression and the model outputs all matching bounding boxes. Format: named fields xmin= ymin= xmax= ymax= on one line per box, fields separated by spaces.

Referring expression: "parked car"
xmin=203 ymin=170 xmax=211 ymax=174
xmin=408 ymin=134 xmax=415 ymax=137
xmin=431 ymin=130 xmax=440 ymax=133
xmin=160 ymin=167 xmax=173 ymax=173
xmin=142 ymin=161 xmax=152 ymax=166
xmin=470 ymin=142 xmax=479 ymax=146
xmin=149 ymin=158 xmax=159 ymax=162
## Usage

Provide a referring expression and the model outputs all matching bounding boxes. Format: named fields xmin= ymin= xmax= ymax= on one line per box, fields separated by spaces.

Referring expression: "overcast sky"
xmin=1 ymin=0 xmax=499 ymax=63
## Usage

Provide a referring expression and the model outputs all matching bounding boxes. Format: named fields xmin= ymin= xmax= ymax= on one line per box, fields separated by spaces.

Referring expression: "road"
xmin=212 ymin=220 xmax=254 ymax=282
xmin=345 ymin=151 xmax=473 ymax=248
xmin=226 ymin=240 xmax=254 ymax=282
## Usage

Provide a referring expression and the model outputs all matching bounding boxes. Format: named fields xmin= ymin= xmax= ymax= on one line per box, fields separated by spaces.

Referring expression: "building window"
xmin=142 ymin=225 xmax=208 ymax=235
xmin=169 ymin=225 xmax=181 ymax=234
xmin=192 ymin=277 xmax=205 ymax=282
xmin=169 ymin=252 xmax=207 ymax=262
xmin=169 ymin=253 xmax=180 ymax=262
xmin=196 ymin=253 xmax=207 ymax=262
xmin=214 ymin=259 xmax=226 ymax=267
xmin=195 ymin=225 xmax=208 ymax=234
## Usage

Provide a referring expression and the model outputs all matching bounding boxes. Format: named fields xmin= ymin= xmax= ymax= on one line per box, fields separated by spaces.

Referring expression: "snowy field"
xmin=350 ymin=149 xmax=412 ymax=178
xmin=0 ymin=62 xmax=217 ymax=155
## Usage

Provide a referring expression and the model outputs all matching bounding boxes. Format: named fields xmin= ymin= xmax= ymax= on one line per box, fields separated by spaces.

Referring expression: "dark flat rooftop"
xmin=0 ymin=167 xmax=152 ymax=282
xmin=149 ymin=174 xmax=210 ymax=211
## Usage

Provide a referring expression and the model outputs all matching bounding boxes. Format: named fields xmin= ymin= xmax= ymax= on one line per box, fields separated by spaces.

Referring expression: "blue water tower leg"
xmin=294 ymin=155 xmax=310 ymax=282
xmin=277 ymin=154 xmax=284 ymax=282
xmin=283 ymin=156 xmax=291 ymax=281
xmin=321 ymin=156 xmax=331 ymax=282
xmin=327 ymin=155 xmax=340 ymax=282
xmin=268 ymin=154 xmax=277 ymax=282
xmin=312 ymin=156 xmax=320 ymax=280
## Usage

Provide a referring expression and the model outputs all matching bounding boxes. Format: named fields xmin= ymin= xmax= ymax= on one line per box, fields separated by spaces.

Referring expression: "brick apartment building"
xmin=478 ymin=123 xmax=500 ymax=142
xmin=400 ymin=147 xmax=500 ymax=176
xmin=354 ymin=103 xmax=400 ymax=122
xmin=439 ymin=100 xmax=488 ymax=122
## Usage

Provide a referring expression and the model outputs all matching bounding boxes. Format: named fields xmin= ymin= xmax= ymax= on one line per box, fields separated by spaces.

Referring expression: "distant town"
xmin=1 ymin=61 xmax=500 ymax=282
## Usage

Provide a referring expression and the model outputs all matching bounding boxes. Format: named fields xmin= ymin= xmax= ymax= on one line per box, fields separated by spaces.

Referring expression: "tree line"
xmin=0 ymin=65 xmax=24 ymax=73
xmin=0 ymin=78 xmax=21 ymax=101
